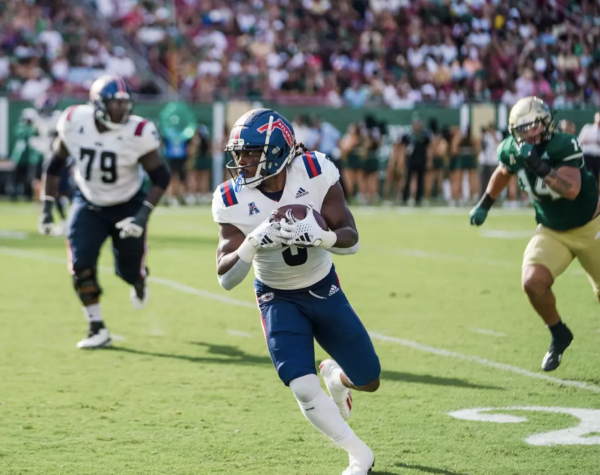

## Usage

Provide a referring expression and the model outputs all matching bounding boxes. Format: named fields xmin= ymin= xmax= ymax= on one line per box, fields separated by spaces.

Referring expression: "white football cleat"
xmin=342 ymin=442 xmax=374 ymax=475
xmin=130 ymin=282 xmax=149 ymax=309
xmin=319 ymin=359 xmax=353 ymax=420
xmin=76 ymin=328 xmax=112 ymax=349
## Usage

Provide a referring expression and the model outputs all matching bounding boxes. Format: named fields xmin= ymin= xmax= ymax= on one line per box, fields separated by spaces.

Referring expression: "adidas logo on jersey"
xmin=328 ymin=285 xmax=340 ymax=297
xmin=296 ymin=187 xmax=309 ymax=198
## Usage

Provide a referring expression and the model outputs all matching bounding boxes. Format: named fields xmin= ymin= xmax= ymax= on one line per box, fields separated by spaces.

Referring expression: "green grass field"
xmin=1 ymin=203 xmax=600 ymax=475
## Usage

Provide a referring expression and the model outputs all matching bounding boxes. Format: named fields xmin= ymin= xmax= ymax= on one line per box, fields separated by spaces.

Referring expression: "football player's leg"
xmin=67 ymin=200 xmax=111 ymax=348
xmin=468 ymin=168 xmax=479 ymax=201
xmin=522 ymin=230 xmax=575 ymax=371
xmin=111 ymin=226 xmax=148 ymax=309
xmin=415 ymin=161 xmax=426 ymax=205
xmin=259 ymin=296 xmax=374 ymax=475
xmin=572 ymin=214 xmax=600 ymax=303
xmin=312 ymin=283 xmax=381 ymax=420
xmin=402 ymin=161 xmax=414 ymax=203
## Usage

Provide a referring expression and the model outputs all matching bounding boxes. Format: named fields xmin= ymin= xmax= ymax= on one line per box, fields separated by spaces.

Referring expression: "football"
xmin=271 ymin=204 xmax=329 ymax=230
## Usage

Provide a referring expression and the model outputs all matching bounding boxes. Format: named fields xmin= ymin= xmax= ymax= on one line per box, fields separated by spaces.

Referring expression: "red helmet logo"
xmin=257 ymin=119 xmax=294 ymax=148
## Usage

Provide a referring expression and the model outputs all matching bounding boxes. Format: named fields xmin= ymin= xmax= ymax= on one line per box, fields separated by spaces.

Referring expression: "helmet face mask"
xmin=226 ymin=146 xmax=269 ymax=188
xmin=512 ymin=120 xmax=546 ymax=145
xmin=225 ymin=109 xmax=295 ymax=189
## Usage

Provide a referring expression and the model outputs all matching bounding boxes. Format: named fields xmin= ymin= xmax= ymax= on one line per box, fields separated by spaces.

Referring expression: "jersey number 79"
xmin=80 ymin=148 xmax=118 ymax=184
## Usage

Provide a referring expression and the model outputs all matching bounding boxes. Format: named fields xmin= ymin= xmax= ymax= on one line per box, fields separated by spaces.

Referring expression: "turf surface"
xmin=1 ymin=203 xmax=599 ymax=475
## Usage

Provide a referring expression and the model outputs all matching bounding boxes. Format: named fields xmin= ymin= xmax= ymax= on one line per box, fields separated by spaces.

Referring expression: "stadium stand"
xmin=92 ymin=0 xmax=600 ymax=107
xmin=0 ymin=0 xmax=141 ymax=99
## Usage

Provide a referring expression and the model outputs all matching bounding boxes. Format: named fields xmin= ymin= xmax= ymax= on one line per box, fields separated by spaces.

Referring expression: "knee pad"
xmin=289 ymin=374 xmax=322 ymax=404
xmin=73 ymin=267 xmax=102 ymax=304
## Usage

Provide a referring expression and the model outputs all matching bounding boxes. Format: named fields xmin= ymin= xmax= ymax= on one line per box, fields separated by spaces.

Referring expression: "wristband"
xmin=237 ymin=237 xmax=258 ymax=262
xmin=320 ymin=230 xmax=338 ymax=249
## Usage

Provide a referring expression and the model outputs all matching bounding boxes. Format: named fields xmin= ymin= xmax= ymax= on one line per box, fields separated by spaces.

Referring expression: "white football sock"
xmin=83 ymin=304 xmax=103 ymax=322
xmin=289 ymin=374 xmax=366 ymax=453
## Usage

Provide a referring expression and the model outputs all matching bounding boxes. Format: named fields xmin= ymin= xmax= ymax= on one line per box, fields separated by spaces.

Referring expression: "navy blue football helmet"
xmin=225 ymin=109 xmax=296 ymax=188
xmin=89 ymin=75 xmax=133 ymax=129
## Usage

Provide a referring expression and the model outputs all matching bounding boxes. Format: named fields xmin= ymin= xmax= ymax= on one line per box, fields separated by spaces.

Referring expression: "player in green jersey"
xmin=469 ymin=96 xmax=600 ymax=372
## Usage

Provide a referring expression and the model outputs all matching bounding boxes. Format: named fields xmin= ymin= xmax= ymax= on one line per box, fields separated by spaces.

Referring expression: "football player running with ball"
xmin=212 ymin=109 xmax=380 ymax=475
xmin=470 ymin=96 xmax=600 ymax=371
xmin=38 ymin=76 xmax=170 ymax=349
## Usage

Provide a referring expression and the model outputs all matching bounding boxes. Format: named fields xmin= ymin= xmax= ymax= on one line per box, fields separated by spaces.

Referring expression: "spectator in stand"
xmin=5 ymin=0 xmax=600 ymax=109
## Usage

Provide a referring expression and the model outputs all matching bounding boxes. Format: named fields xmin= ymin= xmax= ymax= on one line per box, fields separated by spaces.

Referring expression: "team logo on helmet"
xmin=257 ymin=119 xmax=294 ymax=148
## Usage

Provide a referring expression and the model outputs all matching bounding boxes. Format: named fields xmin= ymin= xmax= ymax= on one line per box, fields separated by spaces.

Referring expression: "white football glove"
xmin=247 ymin=219 xmax=291 ymax=250
xmin=115 ymin=217 xmax=144 ymax=239
xmin=279 ymin=203 xmax=337 ymax=248
xmin=115 ymin=203 xmax=153 ymax=239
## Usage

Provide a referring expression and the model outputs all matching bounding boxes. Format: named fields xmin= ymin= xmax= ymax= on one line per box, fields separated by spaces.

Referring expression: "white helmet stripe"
xmin=252 ymin=115 xmax=274 ymax=183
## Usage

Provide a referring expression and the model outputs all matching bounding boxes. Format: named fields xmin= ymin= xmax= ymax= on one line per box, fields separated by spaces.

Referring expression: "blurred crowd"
xmin=96 ymin=0 xmax=599 ymax=107
xmin=3 ymin=0 xmax=600 ymax=108
xmin=0 ymin=0 xmax=153 ymax=100
xmin=3 ymin=96 xmax=600 ymax=209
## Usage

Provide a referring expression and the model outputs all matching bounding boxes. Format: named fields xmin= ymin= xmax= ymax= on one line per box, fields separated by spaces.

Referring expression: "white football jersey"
xmin=212 ymin=151 xmax=340 ymax=290
xmin=56 ymin=104 xmax=160 ymax=206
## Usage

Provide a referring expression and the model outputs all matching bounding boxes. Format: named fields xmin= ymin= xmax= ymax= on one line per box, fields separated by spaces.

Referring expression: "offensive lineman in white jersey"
xmin=38 ymin=75 xmax=171 ymax=349
xmin=212 ymin=109 xmax=381 ymax=475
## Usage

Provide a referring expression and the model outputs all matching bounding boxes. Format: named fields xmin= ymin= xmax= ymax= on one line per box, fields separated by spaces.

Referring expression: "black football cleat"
xmin=541 ymin=330 xmax=573 ymax=372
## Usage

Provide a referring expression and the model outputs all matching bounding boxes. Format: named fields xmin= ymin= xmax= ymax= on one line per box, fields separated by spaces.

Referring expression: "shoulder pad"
xmin=219 ymin=179 xmax=239 ymax=207
xmin=301 ymin=151 xmax=323 ymax=179
xmin=65 ymin=106 xmax=78 ymax=122
xmin=56 ymin=104 xmax=87 ymax=137
xmin=134 ymin=118 xmax=149 ymax=136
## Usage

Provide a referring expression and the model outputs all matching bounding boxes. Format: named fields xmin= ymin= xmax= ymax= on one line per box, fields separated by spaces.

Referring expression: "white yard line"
xmin=470 ymin=328 xmax=507 ymax=338
xmin=0 ymin=247 xmax=254 ymax=309
xmin=148 ymin=276 xmax=255 ymax=309
xmin=481 ymin=230 xmax=533 ymax=239
xmin=390 ymin=248 xmax=516 ymax=269
xmin=0 ymin=230 xmax=28 ymax=239
xmin=369 ymin=332 xmax=600 ymax=394
xmin=1 ymin=246 xmax=598 ymax=394
xmin=227 ymin=330 xmax=253 ymax=338
xmin=388 ymin=247 xmax=585 ymax=276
